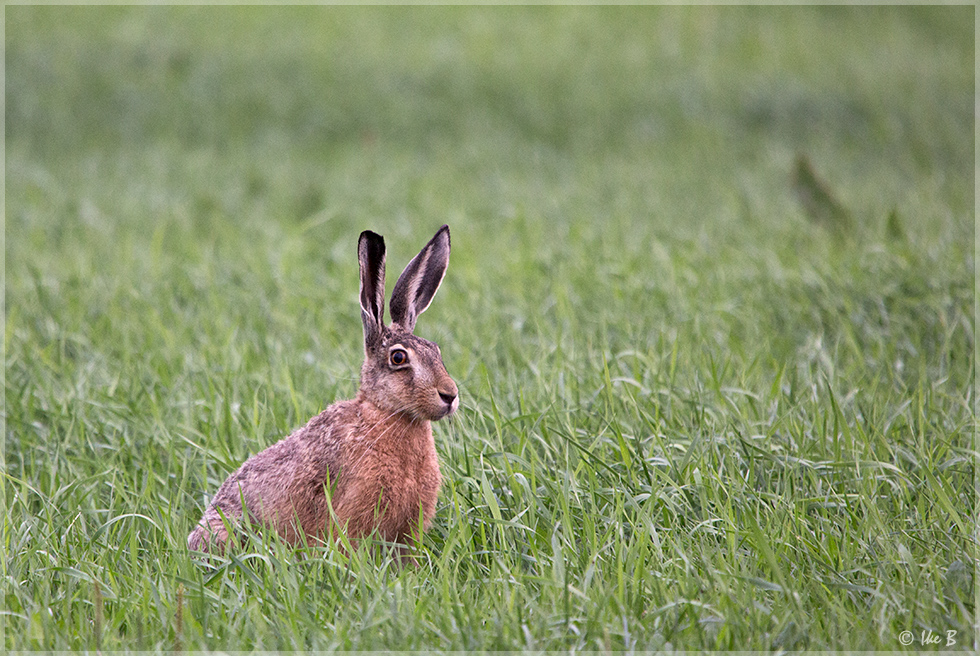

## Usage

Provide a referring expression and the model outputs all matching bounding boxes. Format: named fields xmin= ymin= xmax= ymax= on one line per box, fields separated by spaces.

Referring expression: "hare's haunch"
xmin=188 ymin=226 xmax=457 ymax=555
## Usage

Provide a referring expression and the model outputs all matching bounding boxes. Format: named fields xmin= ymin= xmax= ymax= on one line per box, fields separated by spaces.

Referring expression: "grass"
xmin=4 ymin=5 xmax=976 ymax=652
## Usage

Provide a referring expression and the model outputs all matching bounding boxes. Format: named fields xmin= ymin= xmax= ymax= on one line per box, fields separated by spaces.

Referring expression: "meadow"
xmin=4 ymin=6 xmax=975 ymax=652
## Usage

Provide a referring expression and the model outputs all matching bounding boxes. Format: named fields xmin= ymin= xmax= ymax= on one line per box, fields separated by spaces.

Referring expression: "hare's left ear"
xmin=390 ymin=225 xmax=450 ymax=332
xmin=358 ymin=230 xmax=387 ymax=348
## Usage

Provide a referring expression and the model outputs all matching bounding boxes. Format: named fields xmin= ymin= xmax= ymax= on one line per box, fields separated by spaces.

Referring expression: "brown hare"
xmin=187 ymin=225 xmax=458 ymax=557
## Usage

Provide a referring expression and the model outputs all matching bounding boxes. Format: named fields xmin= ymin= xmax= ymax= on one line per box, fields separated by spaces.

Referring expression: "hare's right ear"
xmin=358 ymin=230 xmax=386 ymax=347
xmin=390 ymin=225 xmax=450 ymax=333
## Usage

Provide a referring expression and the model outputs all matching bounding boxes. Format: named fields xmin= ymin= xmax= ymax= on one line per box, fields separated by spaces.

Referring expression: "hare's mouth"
xmin=436 ymin=390 xmax=459 ymax=419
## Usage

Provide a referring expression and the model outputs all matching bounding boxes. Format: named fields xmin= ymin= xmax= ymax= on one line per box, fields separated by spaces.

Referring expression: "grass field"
xmin=4 ymin=5 xmax=976 ymax=652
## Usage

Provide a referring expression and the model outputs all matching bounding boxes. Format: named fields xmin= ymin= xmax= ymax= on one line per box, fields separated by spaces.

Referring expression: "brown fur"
xmin=188 ymin=227 xmax=456 ymax=556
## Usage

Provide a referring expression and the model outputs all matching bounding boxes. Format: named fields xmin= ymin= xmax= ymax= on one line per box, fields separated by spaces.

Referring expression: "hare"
xmin=187 ymin=225 xmax=458 ymax=557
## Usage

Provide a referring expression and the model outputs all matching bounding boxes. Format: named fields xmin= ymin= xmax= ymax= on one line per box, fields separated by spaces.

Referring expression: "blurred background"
xmin=7 ymin=5 xmax=973 ymax=400
xmin=8 ymin=6 xmax=972 ymax=234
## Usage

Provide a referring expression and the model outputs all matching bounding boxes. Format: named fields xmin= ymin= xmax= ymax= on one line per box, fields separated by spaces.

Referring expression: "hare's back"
xmin=207 ymin=402 xmax=353 ymax=520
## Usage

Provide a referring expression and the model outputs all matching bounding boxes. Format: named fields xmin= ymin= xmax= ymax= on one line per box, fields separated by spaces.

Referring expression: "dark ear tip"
xmin=359 ymin=231 xmax=386 ymax=260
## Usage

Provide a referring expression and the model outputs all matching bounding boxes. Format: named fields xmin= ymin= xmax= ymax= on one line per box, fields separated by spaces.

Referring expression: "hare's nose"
xmin=438 ymin=390 xmax=457 ymax=406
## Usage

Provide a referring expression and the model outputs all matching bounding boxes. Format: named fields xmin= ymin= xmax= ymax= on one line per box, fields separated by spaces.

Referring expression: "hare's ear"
xmin=390 ymin=225 xmax=450 ymax=332
xmin=358 ymin=230 xmax=386 ymax=346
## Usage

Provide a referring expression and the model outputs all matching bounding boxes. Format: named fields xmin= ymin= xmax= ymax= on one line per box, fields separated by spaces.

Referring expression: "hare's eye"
xmin=389 ymin=349 xmax=409 ymax=366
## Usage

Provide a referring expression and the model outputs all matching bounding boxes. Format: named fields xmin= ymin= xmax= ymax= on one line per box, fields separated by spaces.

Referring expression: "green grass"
xmin=4 ymin=5 xmax=975 ymax=652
